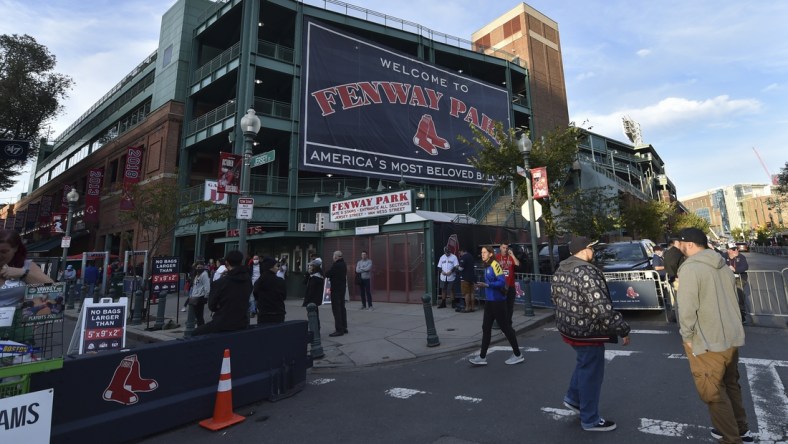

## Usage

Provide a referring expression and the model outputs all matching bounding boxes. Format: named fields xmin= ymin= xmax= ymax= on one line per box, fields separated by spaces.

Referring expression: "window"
xmin=162 ymin=44 xmax=173 ymax=67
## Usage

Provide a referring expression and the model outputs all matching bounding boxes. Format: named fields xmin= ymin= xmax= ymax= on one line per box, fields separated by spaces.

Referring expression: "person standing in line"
xmin=663 ymin=239 xmax=685 ymax=290
xmin=550 ymin=236 xmax=630 ymax=432
xmin=356 ymin=251 xmax=373 ymax=310
xmin=723 ymin=243 xmax=750 ymax=324
xmin=188 ymin=261 xmax=211 ymax=327
xmin=212 ymin=258 xmax=227 ymax=282
xmin=495 ymin=243 xmax=519 ymax=324
xmin=652 ymin=245 xmax=666 ymax=281
xmin=436 ymin=247 xmax=459 ymax=308
xmin=83 ymin=261 xmax=99 ymax=300
xmin=302 ymin=259 xmax=325 ymax=331
xmin=457 ymin=247 xmax=477 ymax=312
xmin=325 ymin=250 xmax=348 ymax=337
xmin=193 ymin=251 xmax=251 ymax=336
xmin=468 ymin=245 xmax=524 ymax=366
xmin=675 ymin=228 xmax=751 ymax=443
xmin=248 ymin=254 xmax=262 ymax=318
xmin=253 ymin=256 xmax=287 ymax=324
xmin=276 ymin=256 xmax=288 ymax=279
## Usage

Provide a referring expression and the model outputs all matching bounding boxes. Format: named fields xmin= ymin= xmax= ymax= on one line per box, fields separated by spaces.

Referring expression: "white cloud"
xmin=636 ymin=48 xmax=651 ymax=57
xmin=576 ymin=71 xmax=595 ymax=81
xmin=761 ymin=83 xmax=780 ymax=92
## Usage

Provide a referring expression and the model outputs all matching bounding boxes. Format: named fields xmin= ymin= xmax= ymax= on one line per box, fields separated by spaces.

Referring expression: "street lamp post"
xmin=238 ymin=109 xmax=261 ymax=258
xmin=518 ymin=134 xmax=537 ymax=316
xmin=61 ymin=187 xmax=79 ymax=308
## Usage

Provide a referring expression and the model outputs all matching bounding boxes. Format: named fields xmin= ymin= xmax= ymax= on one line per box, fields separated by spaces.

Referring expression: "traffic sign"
xmin=250 ymin=150 xmax=275 ymax=168
xmin=237 ymin=197 xmax=254 ymax=220
xmin=61 ymin=236 xmax=71 ymax=248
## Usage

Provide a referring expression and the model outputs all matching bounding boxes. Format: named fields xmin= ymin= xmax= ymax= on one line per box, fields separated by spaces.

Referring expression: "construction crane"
xmin=752 ymin=147 xmax=775 ymax=184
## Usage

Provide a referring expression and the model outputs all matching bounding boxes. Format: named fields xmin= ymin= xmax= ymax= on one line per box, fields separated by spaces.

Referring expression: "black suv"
xmin=594 ymin=240 xmax=655 ymax=272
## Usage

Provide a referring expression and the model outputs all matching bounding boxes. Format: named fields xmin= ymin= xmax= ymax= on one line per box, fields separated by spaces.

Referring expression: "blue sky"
xmin=2 ymin=0 xmax=786 ymax=202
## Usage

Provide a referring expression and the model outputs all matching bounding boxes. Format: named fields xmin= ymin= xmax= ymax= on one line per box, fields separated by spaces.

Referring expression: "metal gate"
xmin=741 ymin=268 xmax=788 ymax=323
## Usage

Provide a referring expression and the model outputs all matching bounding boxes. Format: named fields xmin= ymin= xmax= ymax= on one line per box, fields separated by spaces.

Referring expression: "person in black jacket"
xmin=302 ymin=259 xmax=325 ymax=331
xmin=253 ymin=256 xmax=287 ymax=324
xmin=193 ymin=250 xmax=251 ymax=336
xmin=325 ymin=250 xmax=348 ymax=337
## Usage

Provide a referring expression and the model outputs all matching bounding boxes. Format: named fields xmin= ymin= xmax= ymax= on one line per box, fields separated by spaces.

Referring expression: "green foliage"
xmin=776 ymin=161 xmax=788 ymax=196
xmin=0 ymin=34 xmax=73 ymax=190
xmin=119 ymin=179 xmax=231 ymax=256
xmin=555 ymin=186 xmax=620 ymax=239
xmin=620 ymin=198 xmax=674 ymax=241
xmin=673 ymin=211 xmax=710 ymax=234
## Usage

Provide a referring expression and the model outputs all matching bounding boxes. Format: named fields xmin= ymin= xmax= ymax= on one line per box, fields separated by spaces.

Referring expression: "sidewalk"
xmin=64 ymin=295 xmax=554 ymax=369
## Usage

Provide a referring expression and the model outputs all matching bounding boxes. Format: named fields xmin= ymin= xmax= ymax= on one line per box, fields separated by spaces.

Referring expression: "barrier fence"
xmin=741 ymin=268 xmax=788 ymax=321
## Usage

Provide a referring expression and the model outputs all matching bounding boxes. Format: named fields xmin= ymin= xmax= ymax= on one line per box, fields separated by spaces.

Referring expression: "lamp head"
xmin=240 ymin=108 xmax=262 ymax=134
xmin=518 ymin=134 xmax=532 ymax=153
xmin=66 ymin=187 xmax=79 ymax=203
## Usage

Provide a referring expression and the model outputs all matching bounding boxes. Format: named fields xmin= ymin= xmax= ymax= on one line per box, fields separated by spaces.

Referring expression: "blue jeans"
xmin=359 ymin=278 xmax=372 ymax=307
xmin=564 ymin=344 xmax=606 ymax=428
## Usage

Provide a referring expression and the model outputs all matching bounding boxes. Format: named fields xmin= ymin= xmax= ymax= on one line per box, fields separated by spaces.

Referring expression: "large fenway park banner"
xmin=300 ymin=20 xmax=510 ymax=187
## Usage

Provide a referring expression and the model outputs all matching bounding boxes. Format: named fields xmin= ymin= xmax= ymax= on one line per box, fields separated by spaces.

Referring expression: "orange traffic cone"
xmin=199 ymin=349 xmax=246 ymax=431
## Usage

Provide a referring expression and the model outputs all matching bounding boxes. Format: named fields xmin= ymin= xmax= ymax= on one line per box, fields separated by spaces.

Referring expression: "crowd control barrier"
xmin=30 ymin=320 xmax=310 ymax=444
xmin=741 ymin=268 xmax=788 ymax=327
xmin=523 ymin=270 xmax=676 ymax=322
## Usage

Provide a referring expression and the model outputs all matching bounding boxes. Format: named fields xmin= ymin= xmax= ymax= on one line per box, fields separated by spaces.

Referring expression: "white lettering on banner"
xmin=330 ymin=191 xmax=413 ymax=222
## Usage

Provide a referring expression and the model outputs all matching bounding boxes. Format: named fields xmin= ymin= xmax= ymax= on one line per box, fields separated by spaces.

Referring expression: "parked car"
xmin=593 ymin=240 xmax=655 ymax=272
xmin=538 ymin=243 xmax=570 ymax=274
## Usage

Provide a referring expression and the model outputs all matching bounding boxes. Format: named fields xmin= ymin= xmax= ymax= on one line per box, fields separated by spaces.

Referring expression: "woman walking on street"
xmin=469 ymin=245 xmax=524 ymax=366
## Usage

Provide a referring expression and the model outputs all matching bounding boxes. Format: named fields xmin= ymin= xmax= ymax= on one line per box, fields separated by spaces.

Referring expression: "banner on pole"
xmin=217 ymin=152 xmax=241 ymax=195
xmin=84 ymin=168 xmax=104 ymax=223
xmin=120 ymin=147 xmax=144 ymax=211
xmin=531 ymin=167 xmax=549 ymax=199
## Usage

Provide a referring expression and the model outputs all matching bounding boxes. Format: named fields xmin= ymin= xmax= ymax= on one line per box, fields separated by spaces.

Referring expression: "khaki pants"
xmin=683 ymin=344 xmax=749 ymax=443
xmin=461 ymin=281 xmax=475 ymax=311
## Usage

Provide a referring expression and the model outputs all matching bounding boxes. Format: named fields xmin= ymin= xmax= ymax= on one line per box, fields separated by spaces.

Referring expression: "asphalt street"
xmin=134 ymin=307 xmax=788 ymax=444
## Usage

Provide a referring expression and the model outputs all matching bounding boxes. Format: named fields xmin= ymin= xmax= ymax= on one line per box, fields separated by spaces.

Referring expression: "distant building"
xmin=680 ymin=184 xmax=773 ymax=237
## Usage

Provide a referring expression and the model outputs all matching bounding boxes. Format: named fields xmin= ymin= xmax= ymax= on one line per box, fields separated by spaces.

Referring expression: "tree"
xmin=776 ymin=161 xmax=788 ymax=196
xmin=620 ymin=197 xmax=674 ymax=241
xmin=673 ymin=212 xmax=710 ymax=235
xmin=461 ymin=121 xmax=583 ymax=243
xmin=119 ymin=178 xmax=231 ymax=257
xmin=555 ymin=186 xmax=620 ymax=240
xmin=0 ymin=34 xmax=73 ymax=190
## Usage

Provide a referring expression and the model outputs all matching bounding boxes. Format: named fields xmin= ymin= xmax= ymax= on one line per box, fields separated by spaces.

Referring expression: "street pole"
xmin=237 ymin=109 xmax=261 ymax=258
xmin=61 ymin=187 xmax=79 ymax=308
xmin=518 ymin=134 xmax=537 ymax=316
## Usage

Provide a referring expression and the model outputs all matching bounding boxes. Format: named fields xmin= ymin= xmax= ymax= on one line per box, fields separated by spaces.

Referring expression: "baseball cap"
xmin=677 ymin=227 xmax=708 ymax=246
xmin=569 ymin=236 xmax=599 ymax=255
xmin=261 ymin=256 xmax=277 ymax=269
xmin=66 ymin=264 xmax=74 ymax=270
xmin=727 ymin=242 xmax=737 ymax=250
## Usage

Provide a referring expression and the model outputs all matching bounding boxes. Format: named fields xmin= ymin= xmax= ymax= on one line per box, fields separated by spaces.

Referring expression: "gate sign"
xmin=330 ymin=190 xmax=413 ymax=222
xmin=79 ymin=298 xmax=127 ymax=354
xmin=0 ymin=389 xmax=53 ymax=444
xmin=151 ymin=257 xmax=179 ymax=294
xmin=0 ymin=139 xmax=31 ymax=160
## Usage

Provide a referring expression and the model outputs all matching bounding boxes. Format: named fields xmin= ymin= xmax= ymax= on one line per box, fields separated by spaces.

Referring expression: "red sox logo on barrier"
xmin=103 ymin=354 xmax=159 ymax=405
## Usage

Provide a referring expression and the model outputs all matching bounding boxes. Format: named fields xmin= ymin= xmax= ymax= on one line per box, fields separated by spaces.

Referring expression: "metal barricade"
xmin=741 ymin=269 xmax=788 ymax=321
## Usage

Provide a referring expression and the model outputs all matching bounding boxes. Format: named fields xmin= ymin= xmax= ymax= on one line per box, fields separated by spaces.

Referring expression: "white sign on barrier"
xmin=0 ymin=389 xmax=53 ymax=444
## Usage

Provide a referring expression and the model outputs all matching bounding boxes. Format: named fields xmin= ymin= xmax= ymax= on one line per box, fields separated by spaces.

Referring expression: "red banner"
xmin=217 ymin=152 xmax=241 ymax=195
xmin=531 ymin=166 xmax=549 ymax=199
xmin=120 ymin=146 xmax=144 ymax=211
xmin=85 ymin=168 xmax=104 ymax=223
xmin=60 ymin=184 xmax=73 ymax=212
xmin=38 ymin=194 xmax=53 ymax=236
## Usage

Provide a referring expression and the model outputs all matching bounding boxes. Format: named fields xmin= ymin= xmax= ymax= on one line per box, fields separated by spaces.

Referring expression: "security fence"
xmin=742 ymin=269 xmax=788 ymax=323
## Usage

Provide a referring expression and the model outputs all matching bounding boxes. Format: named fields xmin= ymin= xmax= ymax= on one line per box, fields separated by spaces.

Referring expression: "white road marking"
xmin=309 ymin=378 xmax=335 ymax=385
xmin=638 ymin=418 xmax=697 ymax=438
xmin=385 ymin=388 xmax=426 ymax=399
xmin=668 ymin=354 xmax=788 ymax=442
xmin=605 ymin=350 xmax=638 ymax=362
xmin=740 ymin=358 xmax=788 ymax=442
xmin=540 ymin=407 xmax=576 ymax=420
xmin=455 ymin=395 xmax=482 ymax=404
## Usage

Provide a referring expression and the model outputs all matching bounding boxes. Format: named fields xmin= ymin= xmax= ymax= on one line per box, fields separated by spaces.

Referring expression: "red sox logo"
xmin=413 ymin=114 xmax=450 ymax=156
xmin=103 ymin=354 xmax=159 ymax=405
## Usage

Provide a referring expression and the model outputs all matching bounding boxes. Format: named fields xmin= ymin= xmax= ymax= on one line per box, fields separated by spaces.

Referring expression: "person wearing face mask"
xmin=188 ymin=261 xmax=211 ymax=327
xmin=248 ymin=255 xmax=262 ymax=318
xmin=652 ymin=245 xmax=666 ymax=281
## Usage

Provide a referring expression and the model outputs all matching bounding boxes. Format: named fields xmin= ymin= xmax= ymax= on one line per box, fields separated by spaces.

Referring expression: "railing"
xmin=186 ymin=101 xmax=237 ymax=136
xmin=751 ymin=245 xmax=788 ymax=257
xmin=741 ymin=269 xmax=788 ymax=321
xmin=467 ymin=187 xmax=506 ymax=223
xmin=192 ymin=42 xmax=241 ymax=84
xmin=584 ymin=159 xmax=649 ymax=201
xmin=253 ymin=97 xmax=292 ymax=120
xmin=300 ymin=0 xmax=520 ymax=64
xmin=258 ymin=40 xmax=295 ymax=64
xmin=195 ymin=0 xmax=232 ymax=29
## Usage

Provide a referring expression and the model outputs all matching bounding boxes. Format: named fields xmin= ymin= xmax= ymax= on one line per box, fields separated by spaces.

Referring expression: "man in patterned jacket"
xmin=551 ymin=236 xmax=631 ymax=432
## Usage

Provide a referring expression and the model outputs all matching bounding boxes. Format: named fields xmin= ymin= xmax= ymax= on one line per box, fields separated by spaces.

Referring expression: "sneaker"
xmin=360 ymin=306 xmax=367 ymax=310
xmin=180 ymin=307 xmax=187 ymax=312
xmin=583 ymin=419 xmax=616 ymax=432
xmin=468 ymin=355 xmax=487 ymax=366
xmin=505 ymin=353 xmax=525 ymax=365
xmin=563 ymin=400 xmax=580 ymax=414
xmin=368 ymin=306 xmax=374 ymax=311
xmin=710 ymin=429 xmax=753 ymax=442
